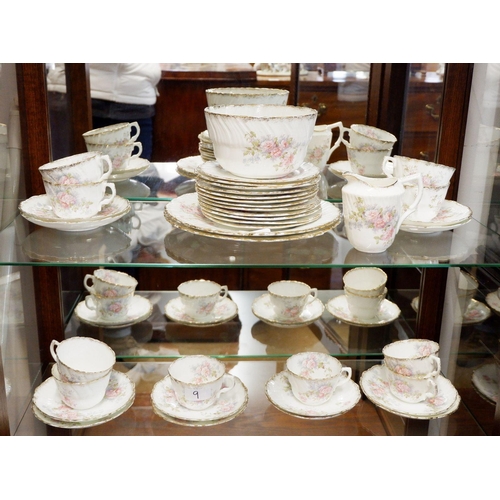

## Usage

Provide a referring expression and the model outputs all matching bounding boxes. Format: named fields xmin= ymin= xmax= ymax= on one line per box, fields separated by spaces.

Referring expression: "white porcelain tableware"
xmin=305 ymin=122 xmax=343 ymax=169
xmin=85 ymin=291 xmax=134 ymax=321
xmin=382 ymin=338 xmax=441 ymax=377
xmin=168 ymin=355 xmax=235 ymax=410
xmin=344 ymin=287 xmax=387 ymax=320
xmin=341 ymin=172 xmax=423 ymax=253
xmin=82 ymin=121 xmax=140 ymax=145
xmin=283 ymin=351 xmax=352 ymax=406
xmin=267 ymin=280 xmax=318 ymax=322
xmin=342 ymin=267 xmax=387 ymax=297
xmin=344 ymin=142 xmax=393 ymax=177
xmin=206 ymin=87 xmax=289 ymax=106
xmin=51 ymin=364 xmax=110 ymax=410
xmin=403 ymin=182 xmax=450 ymax=222
xmin=204 ymin=104 xmax=317 ymax=179
xmin=86 ymin=141 xmax=143 ymax=171
xmin=50 ymin=336 xmax=115 ymax=383
xmin=382 ymin=155 xmax=455 ymax=186
xmin=38 ymin=151 xmax=113 ymax=184
xmin=342 ymin=123 xmax=397 ymax=151
xmin=385 ymin=365 xmax=439 ymax=403
xmin=43 ymin=178 xmax=116 ymax=219
xmin=458 ymin=270 xmax=478 ymax=316
xmin=84 ymin=269 xmax=138 ymax=298
xmin=177 ymin=279 xmax=228 ymax=320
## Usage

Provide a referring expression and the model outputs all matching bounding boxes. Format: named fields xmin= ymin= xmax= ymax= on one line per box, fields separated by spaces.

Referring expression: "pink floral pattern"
xmin=244 ymin=131 xmax=298 ymax=172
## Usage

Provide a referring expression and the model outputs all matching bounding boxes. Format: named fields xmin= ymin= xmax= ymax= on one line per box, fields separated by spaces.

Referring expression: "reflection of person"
xmin=89 ymin=64 xmax=162 ymax=161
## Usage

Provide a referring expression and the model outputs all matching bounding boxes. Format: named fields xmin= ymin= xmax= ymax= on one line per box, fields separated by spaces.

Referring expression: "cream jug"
xmin=305 ymin=121 xmax=343 ymax=169
xmin=341 ymin=172 xmax=423 ymax=253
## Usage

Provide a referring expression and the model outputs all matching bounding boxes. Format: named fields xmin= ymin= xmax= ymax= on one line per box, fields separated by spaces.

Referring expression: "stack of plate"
xmin=195 ymin=161 xmax=322 ymax=230
xmin=198 ymin=130 xmax=215 ymax=162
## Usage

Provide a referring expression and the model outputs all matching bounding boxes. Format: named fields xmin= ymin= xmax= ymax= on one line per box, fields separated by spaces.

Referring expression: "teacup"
xmin=51 ymin=364 xmax=110 ymax=410
xmin=344 ymin=287 xmax=387 ymax=319
xmin=382 ymin=155 xmax=455 ymax=186
xmin=344 ymin=142 xmax=393 ymax=177
xmin=283 ymin=351 xmax=352 ymax=406
xmin=177 ymin=279 xmax=228 ymax=320
xmin=85 ymin=291 xmax=134 ymax=321
xmin=82 ymin=121 xmax=140 ymax=145
xmin=84 ymin=269 xmax=138 ymax=298
xmin=305 ymin=122 xmax=343 ymax=169
xmin=50 ymin=337 xmax=115 ymax=383
xmin=43 ymin=179 xmax=116 ymax=219
xmin=343 ymin=123 xmax=397 ymax=151
xmin=206 ymin=87 xmax=289 ymax=106
xmin=343 ymin=267 xmax=387 ymax=297
xmin=385 ymin=367 xmax=438 ymax=403
xmin=403 ymin=182 xmax=450 ymax=222
xmin=458 ymin=270 xmax=478 ymax=315
xmin=168 ymin=355 xmax=235 ymax=410
xmin=267 ymin=280 xmax=317 ymax=322
xmin=38 ymin=151 xmax=113 ymax=184
xmin=86 ymin=141 xmax=143 ymax=170
xmin=383 ymin=339 xmax=441 ymax=377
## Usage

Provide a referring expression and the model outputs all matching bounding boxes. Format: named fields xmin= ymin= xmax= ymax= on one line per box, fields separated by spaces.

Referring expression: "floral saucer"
xmin=19 ymin=195 xmax=131 ymax=232
xmin=265 ymin=371 xmax=361 ymax=419
xmin=151 ymin=374 xmax=248 ymax=426
xmin=360 ymin=364 xmax=460 ymax=420
xmin=176 ymin=155 xmax=204 ymax=179
xmin=471 ymin=363 xmax=498 ymax=405
xmin=251 ymin=293 xmax=325 ymax=328
xmin=326 ymin=294 xmax=401 ymax=327
xmin=32 ymin=370 xmax=135 ymax=427
xmin=109 ymin=157 xmax=150 ymax=182
xmin=412 ymin=296 xmax=491 ymax=325
xmin=164 ymin=296 xmax=238 ymax=327
xmin=75 ymin=295 xmax=153 ymax=329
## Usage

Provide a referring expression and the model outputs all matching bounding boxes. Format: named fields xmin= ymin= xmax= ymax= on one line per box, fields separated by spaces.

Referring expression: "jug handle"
xmin=396 ymin=173 xmax=423 ymax=232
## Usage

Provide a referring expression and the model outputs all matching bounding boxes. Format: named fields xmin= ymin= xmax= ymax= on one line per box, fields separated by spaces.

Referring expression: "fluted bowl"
xmin=206 ymin=87 xmax=289 ymax=106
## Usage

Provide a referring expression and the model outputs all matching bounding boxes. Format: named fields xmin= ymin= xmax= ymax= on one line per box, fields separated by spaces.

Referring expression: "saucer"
xmin=176 ymin=155 xmax=204 ymax=178
xmin=151 ymin=374 xmax=248 ymax=426
xmin=325 ymin=294 xmax=401 ymax=327
xmin=485 ymin=291 xmax=500 ymax=315
xmin=251 ymin=293 xmax=325 ymax=328
xmin=109 ymin=157 xmax=151 ymax=182
xmin=32 ymin=370 xmax=135 ymax=427
xmin=412 ymin=296 xmax=491 ymax=325
xmin=360 ymin=364 xmax=460 ymax=420
xmin=75 ymin=295 xmax=153 ymax=329
xmin=165 ymin=296 xmax=238 ymax=326
xmin=328 ymin=160 xmax=352 ymax=179
xmin=471 ymin=363 xmax=498 ymax=405
xmin=19 ymin=194 xmax=131 ymax=232
xmin=265 ymin=371 xmax=361 ymax=419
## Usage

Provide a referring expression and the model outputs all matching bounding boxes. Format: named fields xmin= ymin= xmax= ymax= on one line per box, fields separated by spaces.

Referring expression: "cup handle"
xmin=423 ymin=379 xmax=438 ymax=400
xmin=326 ymin=121 xmax=345 ymax=155
xmin=49 ymin=339 xmax=60 ymax=364
xmin=309 ymin=288 xmax=318 ymax=301
xmin=382 ymin=156 xmax=394 ymax=177
xmin=131 ymin=141 xmax=143 ymax=159
xmin=430 ymin=355 xmax=441 ymax=374
xmin=85 ymin=295 xmax=97 ymax=310
xmin=339 ymin=124 xmax=352 ymax=147
xmin=99 ymin=154 xmax=114 ymax=181
xmin=130 ymin=122 xmax=140 ymax=142
xmin=335 ymin=366 xmax=352 ymax=388
xmin=83 ymin=274 xmax=95 ymax=294
xmin=99 ymin=182 xmax=116 ymax=209
xmin=395 ymin=172 xmax=423 ymax=231
xmin=219 ymin=285 xmax=228 ymax=301
xmin=218 ymin=373 xmax=235 ymax=395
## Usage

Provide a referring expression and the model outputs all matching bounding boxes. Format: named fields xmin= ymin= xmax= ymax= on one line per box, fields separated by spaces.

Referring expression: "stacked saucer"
xmin=198 ymin=130 xmax=215 ymax=161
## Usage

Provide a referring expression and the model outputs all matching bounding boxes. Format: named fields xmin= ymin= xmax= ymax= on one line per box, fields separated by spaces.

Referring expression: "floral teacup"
xmin=83 ymin=121 xmax=140 ymax=145
xmin=267 ymin=280 xmax=317 ymax=322
xmin=383 ymin=339 xmax=441 ymax=377
xmin=386 ymin=367 xmax=438 ymax=403
xmin=177 ymin=279 xmax=228 ymax=320
xmin=84 ymin=269 xmax=138 ymax=298
xmin=85 ymin=291 xmax=134 ymax=321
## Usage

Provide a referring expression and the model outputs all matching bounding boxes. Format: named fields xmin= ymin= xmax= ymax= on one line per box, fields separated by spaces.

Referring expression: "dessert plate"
xmin=360 ymin=364 xmax=460 ymax=420
xmin=326 ymin=294 xmax=401 ymax=327
xmin=176 ymin=155 xmax=204 ymax=178
xmin=32 ymin=370 xmax=135 ymax=426
xmin=165 ymin=296 xmax=238 ymax=327
xmin=109 ymin=157 xmax=150 ymax=182
xmin=412 ymin=296 xmax=491 ymax=325
xmin=19 ymin=195 xmax=131 ymax=232
xmin=164 ymin=193 xmax=341 ymax=242
xmin=251 ymin=293 xmax=325 ymax=328
xmin=151 ymin=374 xmax=248 ymax=426
xmin=74 ymin=295 xmax=153 ymax=328
xmin=265 ymin=371 xmax=361 ymax=419
xmin=471 ymin=363 xmax=498 ymax=405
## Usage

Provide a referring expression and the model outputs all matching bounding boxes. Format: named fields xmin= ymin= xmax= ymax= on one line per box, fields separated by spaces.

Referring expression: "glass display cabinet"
xmin=1 ymin=63 xmax=499 ymax=436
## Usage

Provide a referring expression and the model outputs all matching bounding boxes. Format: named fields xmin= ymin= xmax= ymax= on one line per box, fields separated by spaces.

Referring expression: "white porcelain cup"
xmin=177 ymin=279 xmax=228 ymax=319
xmin=267 ymin=280 xmax=317 ymax=322
xmin=343 ymin=267 xmax=387 ymax=297
xmin=43 ymin=179 xmax=116 ymax=219
xmin=84 ymin=269 xmax=138 ymax=298
xmin=85 ymin=291 xmax=134 ymax=321
xmin=38 ymin=151 xmax=113 ymax=184
xmin=382 ymin=155 xmax=455 ymax=186
xmin=403 ymin=182 xmax=450 ymax=222
xmin=168 ymin=355 xmax=235 ymax=410
xmin=345 ymin=287 xmax=386 ymax=320
xmin=383 ymin=339 xmax=441 ymax=377
xmin=86 ymin=141 xmax=143 ymax=170
xmin=51 ymin=364 xmax=110 ymax=410
xmin=344 ymin=142 xmax=393 ymax=177
xmin=458 ymin=270 xmax=478 ymax=315
xmin=83 ymin=121 xmax=140 ymax=145
xmin=283 ymin=352 xmax=352 ymax=406
xmin=343 ymin=123 xmax=397 ymax=151
xmin=50 ymin=337 xmax=115 ymax=383
xmin=386 ymin=366 xmax=438 ymax=403
xmin=206 ymin=87 xmax=289 ymax=106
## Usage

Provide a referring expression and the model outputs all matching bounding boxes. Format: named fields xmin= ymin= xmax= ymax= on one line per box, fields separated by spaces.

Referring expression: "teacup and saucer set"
xmin=326 ymin=267 xmax=401 ymax=327
xmin=360 ymin=339 xmax=460 ymax=420
xmin=74 ymin=269 xmax=153 ymax=329
xmin=151 ymin=355 xmax=248 ymax=426
xmin=265 ymin=351 xmax=361 ymax=419
xmin=32 ymin=337 xmax=135 ymax=429
xmin=165 ymin=279 xmax=238 ymax=327
xmin=251 ymin=280 xmax=325 ymax=328
xmin=19 ymin=151 xmax=131 ymax=232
